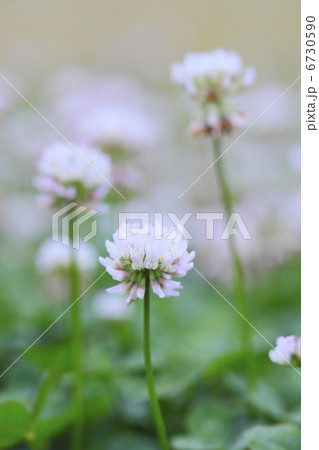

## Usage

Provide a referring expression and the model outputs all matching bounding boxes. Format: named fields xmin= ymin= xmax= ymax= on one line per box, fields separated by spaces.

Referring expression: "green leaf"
xmin=204 ymin=352 xmax=247 ymax=380
xmin=35 ymin=408 xmax=74 ymax=442
xmin=34 ymin=374 xmax=116 ymax=442
xmin=186 ymin=398 xmax=238 ymax=444
xmin=285 ymin=406 xmax=301 ymax=425
xmin=0 ymin=401 xmax=32 ymax=448
xmin=83 ymin=378 xmax=117 ymax=420
xmin=248 ymin=382 xmax=285 ymax=419
xmin=233 ymin=424 xmax=301 ymax=450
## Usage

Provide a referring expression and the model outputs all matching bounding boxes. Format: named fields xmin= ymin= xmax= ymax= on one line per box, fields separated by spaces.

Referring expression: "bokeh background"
xmin=0 ymin=1 xmax=300 ymax=449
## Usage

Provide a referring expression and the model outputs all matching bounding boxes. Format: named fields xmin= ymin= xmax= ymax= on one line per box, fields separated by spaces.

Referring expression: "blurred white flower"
xmin=269 ymin=335 xmax=301 ymax=366
xmin=34 ymin=141 xmax=112 ymax=207
xmin=171 ymin=49 xmax=255 ymax=136
xmin=92 ymin=291 xmax=129 ymax=321
xmin=45 ymin=70 xmax=159 ymax=150
xmin=171 ymin=49 xmax=255 ymax=98
xmin=75 ymin=105 xmax=156 ymax=151
xmin=99 ymin=222 xmax=195 ymax=306
xmin=36 ymin=239 xmax=97 ymax=274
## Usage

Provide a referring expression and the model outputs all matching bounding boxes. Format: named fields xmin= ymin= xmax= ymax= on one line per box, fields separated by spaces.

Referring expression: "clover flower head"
xmin=269 ymin=335 xmax=301 ymax=366
xmin=171 ymin=49 xmax=255 ymax=137
xmin=99 ymin=223 xmax=195 ymax=306
xmin=34 ymin=141 xmax=112 ymax=207
xmin=36 ymin=239 xmax=97 ymax=274
xmin=171 ymin=48 xmax=255 ymax=99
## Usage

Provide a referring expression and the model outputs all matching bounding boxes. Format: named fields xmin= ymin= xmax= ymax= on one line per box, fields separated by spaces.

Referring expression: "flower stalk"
xmin=212 ymin=137 xmax=253 ymax=380
xmin=99 ymin=222 xmax=194 ymax=449
xmin=143 ymin=274 xmax=169 ymax=450
xmin=69 ymin=222 xmax=83 ymax=450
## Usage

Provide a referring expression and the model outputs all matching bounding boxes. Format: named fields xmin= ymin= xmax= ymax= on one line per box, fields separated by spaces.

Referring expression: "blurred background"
xmin=0 ymin=1 xmax=300 ymax=449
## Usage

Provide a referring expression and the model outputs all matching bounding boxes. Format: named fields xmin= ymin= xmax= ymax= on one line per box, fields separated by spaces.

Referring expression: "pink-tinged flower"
xmin=269 ymin=335 xmax=301 ymax=366
xmin=34 ymin=141 xmax=112 ymax=207
xmin=99 ymin=223 xmax=195 ymax=306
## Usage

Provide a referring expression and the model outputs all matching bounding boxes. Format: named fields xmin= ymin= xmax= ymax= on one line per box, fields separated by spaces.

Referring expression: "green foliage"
xmin=233 ymin=424 xmax=301 ymax=450
xmin=0 ymin=401 xmax=32 ymax=448
xmin=0 ymin=254 xmax=300 ymax=448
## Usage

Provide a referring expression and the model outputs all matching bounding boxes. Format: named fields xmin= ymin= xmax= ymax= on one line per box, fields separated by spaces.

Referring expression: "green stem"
xmin=32 ymin=368 xmax=57 ymax=423
xmin=212 ymin=137 xmax=253 ymax=380
xmin=29 ymin=368 xmax=57 ymax=449
xmin=143 ymin=276 xmax=169 ymax=450
xmin=69 ymin=226 xmax=83 ymax=450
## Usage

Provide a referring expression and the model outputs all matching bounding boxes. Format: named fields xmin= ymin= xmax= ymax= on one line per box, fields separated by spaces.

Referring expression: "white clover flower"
xmin=34 ymin=141 xmax=112 ymax=207
xmin=99 ymin=223 xmax=195 ymax=306
xmin=171 ymin=48 xmax=255 ymax=99
xmin=171 ymin=49 xmax=255 ymax=136
xmin=36 ymin=239 xmax=97 ymax=274
xmin=269 ymin=335 xmax=301 ymax=366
